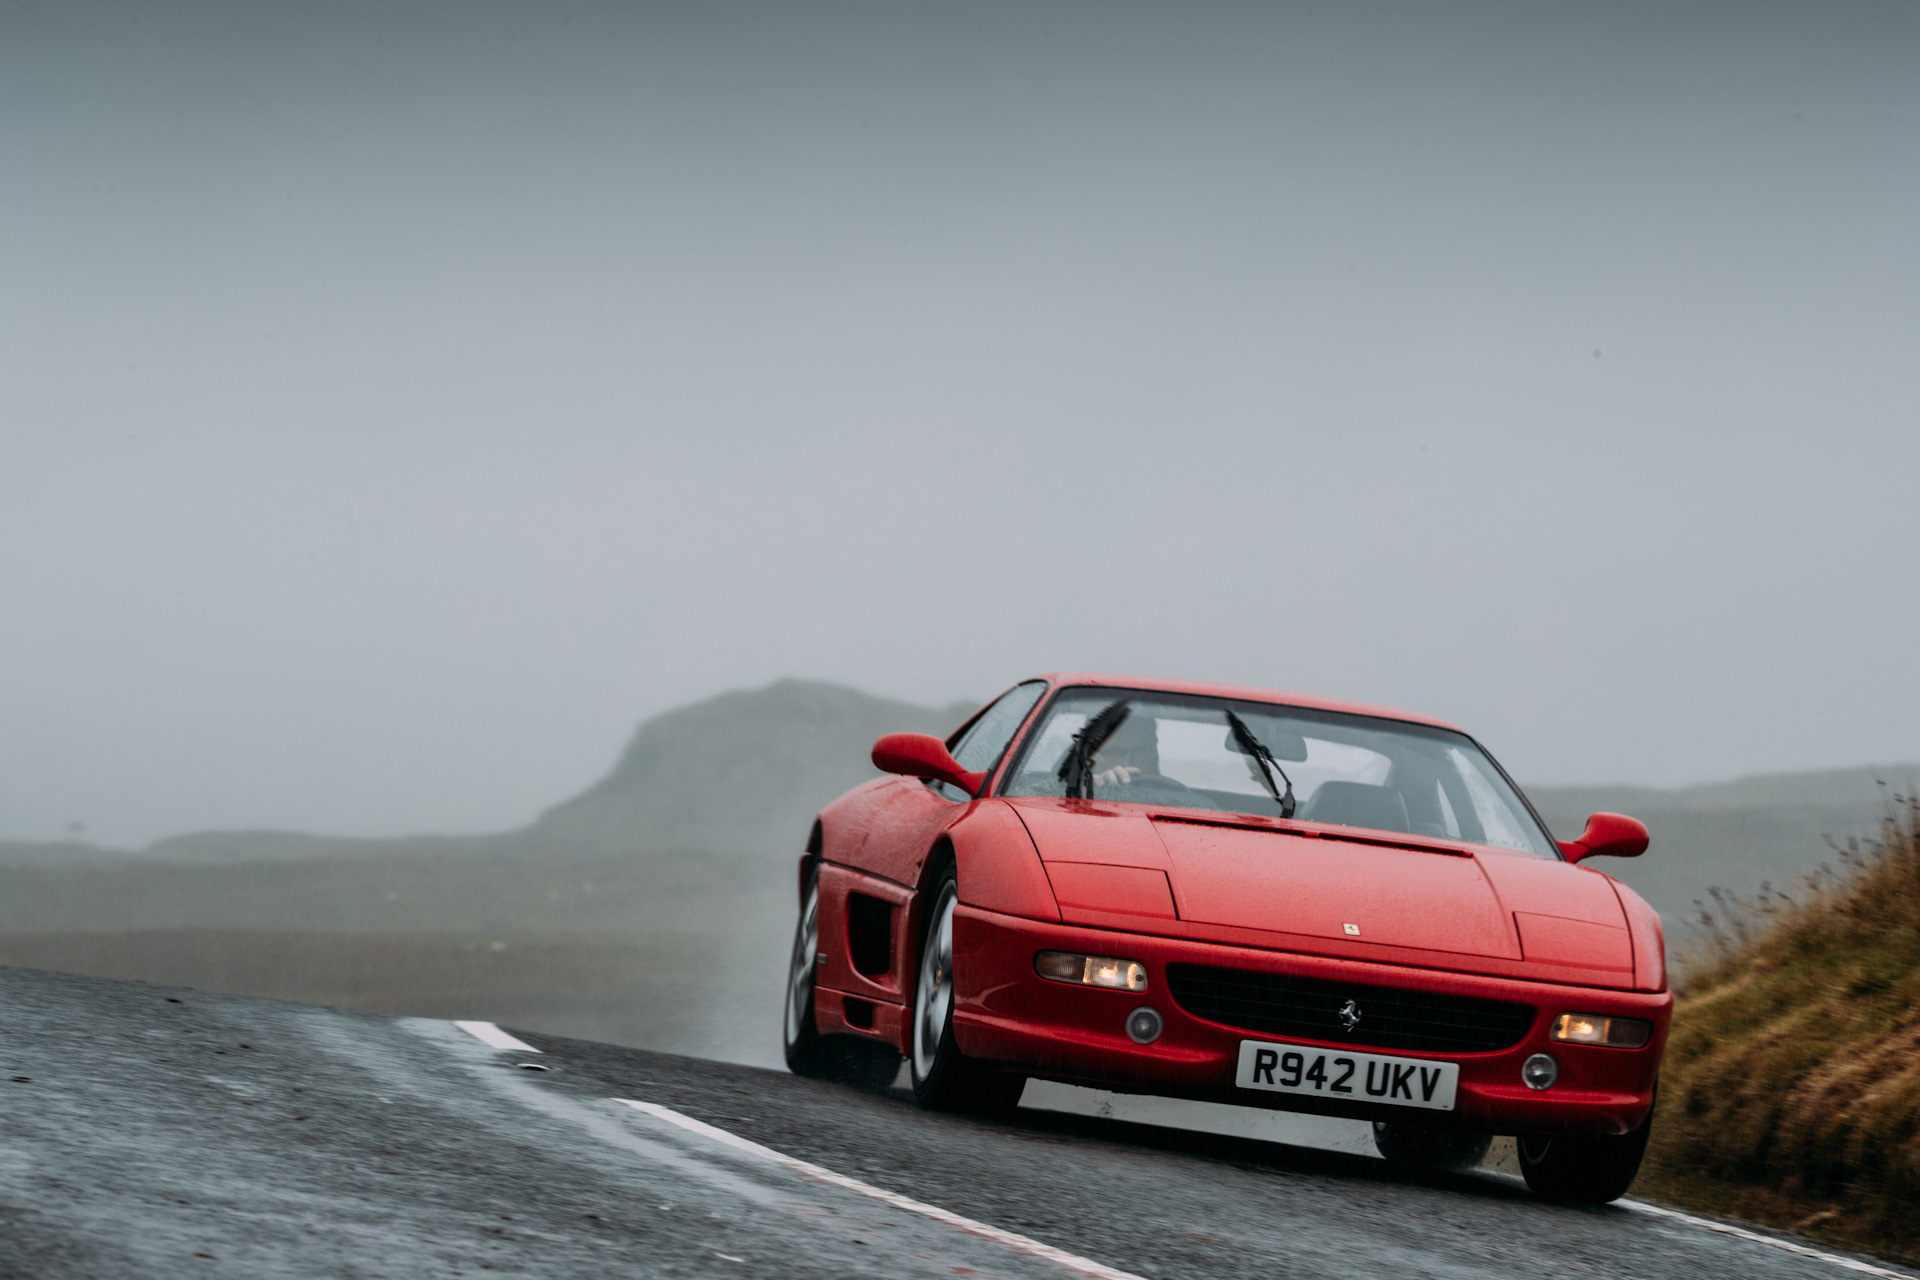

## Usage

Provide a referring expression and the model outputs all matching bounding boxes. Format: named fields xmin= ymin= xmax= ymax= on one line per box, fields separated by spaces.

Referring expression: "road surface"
xmin=0 ymin=965 xmax=1904 ymax=1280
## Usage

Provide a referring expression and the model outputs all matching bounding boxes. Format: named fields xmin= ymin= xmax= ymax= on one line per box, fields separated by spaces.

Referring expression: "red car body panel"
xmin=804 ymin=672 xmax=1672 ymax=1138
xmin=950 ymin=906 xmax=1668 ymax=1137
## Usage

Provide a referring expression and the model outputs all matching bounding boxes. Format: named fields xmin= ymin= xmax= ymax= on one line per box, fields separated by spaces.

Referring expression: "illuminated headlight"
xmin=1550 ymin=1013 xmax=1653 ymax=1049
xmin=1034 ymin=951 xmax=1148 ymax=992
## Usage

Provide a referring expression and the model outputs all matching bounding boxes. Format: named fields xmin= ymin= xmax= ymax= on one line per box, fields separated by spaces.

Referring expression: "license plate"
xmin=1235 ymin=1040 xmax=1458 ymax=1111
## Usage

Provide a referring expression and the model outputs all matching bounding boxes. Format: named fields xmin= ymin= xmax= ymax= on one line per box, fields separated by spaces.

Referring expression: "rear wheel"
xmin=783 ymin=869 xmax=902 ymax=1090
xmin=1372 ymin=1120 xmax=1492 ymax=1172
xmin=1518 ymin=1101 xmax=1655 ymax=1204
xmin=909 ymin=869 xmax=1024 ymax=1116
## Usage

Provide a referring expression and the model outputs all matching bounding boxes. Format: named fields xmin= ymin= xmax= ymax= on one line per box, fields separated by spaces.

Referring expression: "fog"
xmin=4 ymin=2 xmax=1916 ymax=847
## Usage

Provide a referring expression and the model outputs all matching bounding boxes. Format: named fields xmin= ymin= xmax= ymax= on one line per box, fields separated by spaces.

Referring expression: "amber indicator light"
xmin=1549 ymin=1012 xmax=1653 ymax=1048
xmin=1035 ymin=951 xmax=1148 ymax=992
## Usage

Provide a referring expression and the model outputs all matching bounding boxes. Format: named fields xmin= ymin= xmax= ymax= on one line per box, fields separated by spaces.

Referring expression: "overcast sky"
xmin=3 ymin=2 xmax=1916 ymax=847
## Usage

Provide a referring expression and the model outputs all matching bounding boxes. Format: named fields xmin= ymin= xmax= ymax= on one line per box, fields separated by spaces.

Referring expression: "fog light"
xmin=1035 ymin=951 xmax=1148 ymax=992
xmin=1550 ymin=1012 xmax=1653 ymax=1048
xmin=1522 ymin=1052 xmax=1559 ymax=1091
xmin=1125 ymin=1006 xmax=1164 ymax=1044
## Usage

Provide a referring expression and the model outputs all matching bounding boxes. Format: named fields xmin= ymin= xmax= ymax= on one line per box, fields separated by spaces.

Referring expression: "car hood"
xmin=1005 ymin=798 xmax=1636 ymax=987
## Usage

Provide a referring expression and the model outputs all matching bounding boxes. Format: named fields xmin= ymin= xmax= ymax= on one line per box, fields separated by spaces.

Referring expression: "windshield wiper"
xmin=1225 ymin=709 xmax=1297 ymax=818
xmin=1059 ymin=699 xmax=1131 ymax=800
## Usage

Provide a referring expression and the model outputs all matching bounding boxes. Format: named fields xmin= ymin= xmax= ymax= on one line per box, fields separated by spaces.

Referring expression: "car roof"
xmin=1027 ymin=672 xmax=1462 ymax=733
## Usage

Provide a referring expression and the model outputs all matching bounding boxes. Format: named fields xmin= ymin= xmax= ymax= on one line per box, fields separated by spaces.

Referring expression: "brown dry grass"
xmin=1637 ymin=793 xmax=1920 ymax=1261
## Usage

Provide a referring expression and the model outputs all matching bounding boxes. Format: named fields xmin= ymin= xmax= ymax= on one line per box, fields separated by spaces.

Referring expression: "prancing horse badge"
xmin=1339 ymin=1000 xmax=1363 ymax=1033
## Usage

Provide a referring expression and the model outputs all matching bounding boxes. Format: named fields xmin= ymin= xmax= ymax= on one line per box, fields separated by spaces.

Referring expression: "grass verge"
xmin=1635 ymin=792 xmax=1920 ymax=1263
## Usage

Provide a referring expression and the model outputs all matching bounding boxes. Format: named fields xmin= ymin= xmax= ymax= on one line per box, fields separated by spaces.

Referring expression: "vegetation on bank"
xmin=1637 ymin=792 xmax=1920 ymax=1262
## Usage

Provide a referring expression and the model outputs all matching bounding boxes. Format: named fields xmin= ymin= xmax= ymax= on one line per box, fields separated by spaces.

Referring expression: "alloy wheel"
xmin=783 ymin=881 xmax=820 ymax=1054
xmin=911 ymin=880 xmax=959 ymax=1083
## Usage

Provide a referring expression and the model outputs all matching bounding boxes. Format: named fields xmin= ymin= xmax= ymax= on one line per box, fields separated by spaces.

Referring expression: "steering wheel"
xmin=1097 ymin=772 xmax=1212 ymax=806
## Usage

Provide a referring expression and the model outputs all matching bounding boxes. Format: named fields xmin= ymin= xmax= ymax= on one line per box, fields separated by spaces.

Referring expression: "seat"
xmin=1299 ymin=782 xmax=1410 ymax=834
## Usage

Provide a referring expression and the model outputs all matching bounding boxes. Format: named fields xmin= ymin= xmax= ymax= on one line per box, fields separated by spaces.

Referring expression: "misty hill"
xmin=0 ymin=838 xmax=145 ymax=868
xmin=527 ymin=679 xmax=975 ymax=859
xmin=5 ymin=678 xmax=1912 ymax=941
xmin=1529 ymin=766 xmax=1914 ymax=943
xmin=0 ymin=679 xmax=983 ymax=1065
xmin=0 ymin=679 xmax=978 ymax=868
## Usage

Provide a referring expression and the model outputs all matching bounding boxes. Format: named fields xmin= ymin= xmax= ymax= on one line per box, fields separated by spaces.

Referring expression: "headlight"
xmin=1522 ymin=1052 xmax=1559 ymax=1090
xmin=1035 ymin=951 xmax=1148 ymax=992
xmin=1550 ymin=1013 xmax=1653 ymax=1048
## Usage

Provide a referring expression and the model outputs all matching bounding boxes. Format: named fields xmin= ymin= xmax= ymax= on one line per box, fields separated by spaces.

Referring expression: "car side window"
xmin=930 ymin=681 xmax=1048 ymax=801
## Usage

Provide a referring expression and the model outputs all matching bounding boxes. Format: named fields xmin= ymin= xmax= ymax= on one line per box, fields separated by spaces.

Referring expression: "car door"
xmin=814 ymin=681 xmax=1051 ymax=1020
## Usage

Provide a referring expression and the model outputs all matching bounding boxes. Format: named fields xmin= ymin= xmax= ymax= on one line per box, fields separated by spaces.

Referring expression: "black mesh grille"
xmin=1166 ymin=963 xmax=1536 ymax=1054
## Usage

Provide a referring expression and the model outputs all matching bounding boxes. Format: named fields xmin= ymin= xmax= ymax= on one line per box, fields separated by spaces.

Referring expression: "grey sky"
xmin=4 ymin=2 xmax=1917 ymax=847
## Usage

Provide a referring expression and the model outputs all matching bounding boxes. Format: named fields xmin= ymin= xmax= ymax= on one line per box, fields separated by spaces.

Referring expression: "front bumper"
xmin=951 ymin=904 xmax=1670 ymax=1137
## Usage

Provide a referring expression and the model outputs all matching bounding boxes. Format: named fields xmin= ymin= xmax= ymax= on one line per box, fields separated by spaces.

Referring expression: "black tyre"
xmin=783 ymin=868 xmax=903 ymax=1090
xmin=1518 ymin=1102 xmax=1655 ymax=1204
xmin=908 ymin=868 xmax=1025 ymax=1116
xmin=1372 ymin=1120 xmax=1493 ymax=1173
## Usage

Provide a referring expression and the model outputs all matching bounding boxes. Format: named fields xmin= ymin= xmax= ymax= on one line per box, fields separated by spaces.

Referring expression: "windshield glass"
xmin=1001 ymin=687 xmax=1559 ymax=858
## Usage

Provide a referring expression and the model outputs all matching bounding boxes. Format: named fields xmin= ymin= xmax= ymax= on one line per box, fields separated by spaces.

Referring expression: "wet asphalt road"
xmin=0 ymin=965 xmax=1901 ymax=1280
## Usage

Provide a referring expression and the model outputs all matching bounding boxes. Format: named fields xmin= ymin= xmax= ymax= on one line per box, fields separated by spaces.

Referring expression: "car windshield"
xmin=1001 ymin=687 xmax=1559 ymax=858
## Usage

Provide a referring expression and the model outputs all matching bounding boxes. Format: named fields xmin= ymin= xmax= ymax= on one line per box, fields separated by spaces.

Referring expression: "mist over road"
xmin=0 ymin=966 xmax=1899 ymax=1280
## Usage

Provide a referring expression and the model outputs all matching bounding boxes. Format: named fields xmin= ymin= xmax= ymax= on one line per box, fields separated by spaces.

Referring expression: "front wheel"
xmin=1518 ymin=1101 xmax=1655 ymax=1204
xmin=909 ymin=869 xmax=1024 ymax=1116
xmin=783 ymin=869 xmax=901 ymax=1090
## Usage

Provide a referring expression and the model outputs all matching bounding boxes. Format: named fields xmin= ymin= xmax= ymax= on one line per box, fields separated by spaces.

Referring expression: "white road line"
xmin=619 ymin=1100 xmax=1147 ymax=1280
xmin=1622 ymin=1200 xmax=1918 ymax=1280
xmin=452 ymin=1021 xmax=541 ymax=1053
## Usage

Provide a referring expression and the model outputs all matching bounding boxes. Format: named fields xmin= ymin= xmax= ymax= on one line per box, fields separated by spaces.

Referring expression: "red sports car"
xmin=782 ymin=673 xmax=1668 ymax=1203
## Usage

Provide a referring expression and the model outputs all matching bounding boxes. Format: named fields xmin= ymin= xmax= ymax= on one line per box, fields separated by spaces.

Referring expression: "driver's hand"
xmin=1094 ymin=765 xmax=1142 ymax=788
